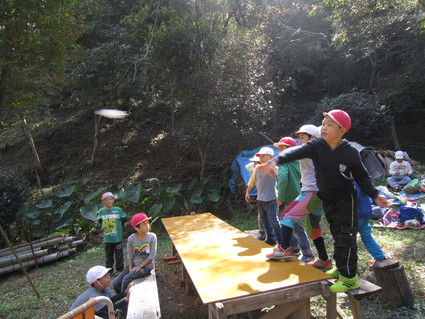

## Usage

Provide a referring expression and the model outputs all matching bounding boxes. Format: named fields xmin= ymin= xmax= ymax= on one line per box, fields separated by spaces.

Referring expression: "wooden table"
xmin=162 ymin=213 xmax=336 ymax=319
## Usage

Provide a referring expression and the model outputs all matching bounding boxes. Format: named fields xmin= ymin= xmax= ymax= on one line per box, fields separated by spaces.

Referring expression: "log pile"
xmin=0 ymin=234 xmax=83 ymax=275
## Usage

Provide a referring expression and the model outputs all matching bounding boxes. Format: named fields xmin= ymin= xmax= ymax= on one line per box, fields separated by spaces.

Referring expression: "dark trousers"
xmin=105 ymin=242 xmax=124 ymax=272
xmin=323 ymin=192 xmax=358 ymax=278
xmin=96 ymin=291 xmax=127 ymax=318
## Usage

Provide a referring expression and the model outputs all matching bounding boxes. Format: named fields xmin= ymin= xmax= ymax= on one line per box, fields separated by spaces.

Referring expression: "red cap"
xmin=274 ymin=137 xmax=297 ymax=148
xmin=130 ymin=213 xmax=151 ymax=228
xmin=323 ymin=109 xmax=351 ymax=132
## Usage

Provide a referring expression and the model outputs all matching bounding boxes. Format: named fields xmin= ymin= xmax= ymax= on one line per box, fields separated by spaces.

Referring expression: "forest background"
xmin=1 ymin=0 xmax=425 ymax=244
xmin=1 ymin=1 xmax=425 ymax=318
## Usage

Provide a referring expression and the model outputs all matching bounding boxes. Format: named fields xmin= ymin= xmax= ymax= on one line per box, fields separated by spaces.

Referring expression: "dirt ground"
xmin=156 ymin=265 xmax=207 ymax=318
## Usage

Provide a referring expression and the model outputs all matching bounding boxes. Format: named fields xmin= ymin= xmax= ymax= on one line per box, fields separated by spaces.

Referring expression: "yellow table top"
xmin=162 ymin=213 xmax=330 ymax=304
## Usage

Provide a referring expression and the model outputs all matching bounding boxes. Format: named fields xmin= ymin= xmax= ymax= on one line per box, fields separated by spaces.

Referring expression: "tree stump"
xmin=372 ymin=259 xmax=413 ymax=307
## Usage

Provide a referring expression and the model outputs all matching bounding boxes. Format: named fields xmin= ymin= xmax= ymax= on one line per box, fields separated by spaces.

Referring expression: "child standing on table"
xmin=113 ymin=213 xmax=157 ymax=294
xmin=267 ymin=126 xmax=330 ymax=268
xmin=245 ymin=147 xmax=281 ymax=246
xmin=245 ymin=155 xmax=267 ymax=241
xmin=266 ymin=110 xmax=389 ymax=293
xmin=274 ymin=136 xmax=315 ymax=262
xmin=97 ymin=192 xmax=127 ymax=276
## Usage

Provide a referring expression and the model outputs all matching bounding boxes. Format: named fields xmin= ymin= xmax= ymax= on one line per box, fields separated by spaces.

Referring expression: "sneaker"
xmin=330 ymin=275 xmax=360 ymax=293
xmin=394 ymin=185 xmax=402 ymax=192
xmin=326 ymin=267 xmax=340 ymax=279
xmin=264 ymin=238 xmax=277 ymax=246
xmin=308 ymin=258 xmax=332 ymax=269
xmin=369 ymin=259 xmax=386 ymax=269
xmin=300 ymin=255 xmax=315 ymax=262
xmin=291 ymin=248 xmax=301 ymax=256
xmin=266 ymin=247 xmax=294 ymax=260
xmin=256 ymin=232 xmax=266 ymax=241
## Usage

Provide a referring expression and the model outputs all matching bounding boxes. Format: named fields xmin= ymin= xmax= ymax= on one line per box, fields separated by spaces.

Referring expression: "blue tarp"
xmin=228 ymin=140 xmax=383 ymax=195
xmin=228 ymin=144 xmax=280 ymax=196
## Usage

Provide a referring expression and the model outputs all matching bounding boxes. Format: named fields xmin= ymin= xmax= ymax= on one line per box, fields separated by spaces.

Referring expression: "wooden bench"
xmin=330 ymin=277 xmax=382 ymax=319
xmin=126 ymin=268 xmax=161 ymax=319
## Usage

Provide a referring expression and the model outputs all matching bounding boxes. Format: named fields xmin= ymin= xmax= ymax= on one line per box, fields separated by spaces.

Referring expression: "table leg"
xmin=209 ymin=303 xmax=227 ymax=319
xmin=326 ymin=291 xmax=337 ymax=319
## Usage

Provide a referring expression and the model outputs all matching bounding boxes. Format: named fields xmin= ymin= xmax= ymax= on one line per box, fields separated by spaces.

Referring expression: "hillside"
xmin=0 ymin=107 xmax=260 ymax=199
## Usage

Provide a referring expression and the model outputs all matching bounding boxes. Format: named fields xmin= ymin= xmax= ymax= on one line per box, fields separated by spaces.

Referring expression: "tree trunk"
xmin=19 ymin=112 xmax=44 ymax=187
xmin=0 ymin=65 xmax=10 ymax=118
xmin=390 ymin=116 xmax=400 ymax=150
xmin=199 ymin=147 xmax=206 ymax=180
xmin=90 ymin=114 xmax=102 ymax=165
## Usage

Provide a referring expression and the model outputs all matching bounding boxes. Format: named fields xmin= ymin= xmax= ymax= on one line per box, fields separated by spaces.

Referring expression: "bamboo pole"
xmin=0 ymin=249 xmax=76 ymax=275
xmin=0 ymin=224 xmax=40 ymax=298
xmin=0 ymin=234 xmax=62 ymax=254
xmin=0 ymin=249 xmax=48 ymax=267
xmin=0 ymin=237 xmax=64 ymax=257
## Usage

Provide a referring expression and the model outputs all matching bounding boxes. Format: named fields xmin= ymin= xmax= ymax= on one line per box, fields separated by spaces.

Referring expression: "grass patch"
xmin=0 ymin=208 xmax=423 ymax=318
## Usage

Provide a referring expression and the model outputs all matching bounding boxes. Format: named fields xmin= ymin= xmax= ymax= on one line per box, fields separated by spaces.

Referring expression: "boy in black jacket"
xmin=266 ymin=109 xmax=389 ymax=293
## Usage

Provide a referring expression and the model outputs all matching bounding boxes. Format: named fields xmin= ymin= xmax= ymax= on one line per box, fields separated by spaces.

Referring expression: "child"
xmin=268 ymin=126 xmax=330 ymax=267
xmin=387 ymin=151 xmax=413 ymax=191
xmin=113 ymin=213 xmax=157 ymax=294
xmin=245 ymin=147 xmax=281 ymax=246
xmin=274 ymin=136 xmax=315 ymax=262
xmin=69 ymin=265 xmax=131 ymax=319
xmin=266 ymin=110 xmax=389 ymax=293
xmin=245 ymin=155 xmax=267 ymax=241
xmin=354 ymin=181 xmax=387 ymax=268
xmin=97 ymin=192 xmax=127 ymax=276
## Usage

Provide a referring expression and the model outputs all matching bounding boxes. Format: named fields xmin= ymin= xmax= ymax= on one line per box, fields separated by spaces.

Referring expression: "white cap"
xmin=101 ymin=192 xmax=116 ymax=201
xmin=295 ymin=124 xmax=320 ymax=137
xmin=86 ymin=266 xmax=111 ymax=284
xmin=395 ymin=151 xmax=404 ymax=159
xmin=256 ymin=147 xmax=274 ymax=157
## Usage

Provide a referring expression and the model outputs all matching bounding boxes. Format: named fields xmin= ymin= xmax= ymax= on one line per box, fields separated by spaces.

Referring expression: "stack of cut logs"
xmin=0 ymin=234 xmax=83 ymax=275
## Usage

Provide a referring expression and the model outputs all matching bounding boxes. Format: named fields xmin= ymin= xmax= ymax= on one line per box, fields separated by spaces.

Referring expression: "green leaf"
xmin=206 ymin=184 xmax=220 ymax=193
xmin=55 ymin=201 xmax=73 ymax=218
xmin=145 ymin=178 xmax=160 ymax=185
xmin=116 ymin=188 xmax=126 ymax=200
xmin=167 ymin=184 xmax=182 ymax=194
xmin=125 ymin=181 xmax=142 ymax=203
xmin=148 ymin=203 xmax=162 ymax=218
xmin=199 ymin=176 xmax=211 ymax=187
xmin=190 ymin=189 xmax=203 ymax=204
xmin=208 ymin=192 xmax=220 ymax=202
xmin=183 ymin=199 xmax=190 ymax=212
xmin=56 ymin=186 xmax=76 ymax=198
xmin=19 ymin=207 xmax=40 ymax=220
xmin=188 ymin=178 xmax=198 ymax=190
xmin=151 ymin=186 xmax=162 ymax=196
xmin=163 ymin=196 xmax=176 ymax=210
xmin=35 ymin=199 xmax=52 ymax=209
xmin=83 ymin=187 xmax=106 ymax=204
xmin=80 ymin=203 xmax=100 ymax=221
xmin=54 ymin=217 xmax=72 ymax=230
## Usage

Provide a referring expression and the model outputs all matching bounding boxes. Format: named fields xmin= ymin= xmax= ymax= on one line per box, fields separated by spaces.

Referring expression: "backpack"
xmin=403 ymin=179 xmax=421 ymax=194
xmin=398 ymin=202 xmax=423 ymax=223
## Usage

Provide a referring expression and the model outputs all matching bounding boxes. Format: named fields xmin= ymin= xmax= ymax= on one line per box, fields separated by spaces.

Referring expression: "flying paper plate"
xmin=95 ymin=109 xmax=129 ymax=119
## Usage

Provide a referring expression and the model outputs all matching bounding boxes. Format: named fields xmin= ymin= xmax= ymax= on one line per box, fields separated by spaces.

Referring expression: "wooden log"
xmin=0 ymin=249 xmax=48 ymax=267
xmin=0 ymin=237 xmax=64 ymax=257
xmin=0 ymin=248 xmax=76 ymax=275
xmin=372 ymin=259 xmax=414 ymax=307
xmin=0 ymin=234 xmax=63 ymax=254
